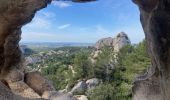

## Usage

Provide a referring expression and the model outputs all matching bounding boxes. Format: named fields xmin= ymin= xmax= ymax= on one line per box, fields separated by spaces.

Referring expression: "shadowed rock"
xmin=132 ymin=0 xmax=170 ymax=100
xmin=24 ymin=71 xmax=56 ymax=96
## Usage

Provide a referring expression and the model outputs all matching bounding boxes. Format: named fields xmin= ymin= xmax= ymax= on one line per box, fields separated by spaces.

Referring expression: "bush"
xmin=87 ymin=83 xmax=115 ymax=100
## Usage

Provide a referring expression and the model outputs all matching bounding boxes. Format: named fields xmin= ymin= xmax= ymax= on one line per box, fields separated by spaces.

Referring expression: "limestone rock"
xmin=70 ymin=81 xmax=87 ymax=95
xmin=42 ymin=91 xmax=77 ymax=100
xmin=112 ymin=32 xmax=131 ymax=52
xmin=86 ymin=78 xmax=100 ymax=90
xmin=75 ymin=95 xmax=88 ymax=100
xmin=4 ymin=69 xmax=24 ymax=83
xmin=132 ymin=0 xmax=170 ymax=100
xmin=95 ymin=32 xmax=131 ymax=52
xmin=24 ymin=71 xmax=55 ymax=96
xmin=8 ymin=81 xmax=41 ymax=99
xmin=0 ymin=82 xmax=44 ymax=100
xmin=95 ymin=37 xmax=113 ymax=50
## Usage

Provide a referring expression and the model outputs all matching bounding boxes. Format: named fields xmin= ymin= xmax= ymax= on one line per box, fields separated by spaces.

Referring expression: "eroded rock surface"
xmin=95 ymin=32 xmax=131 ymax=52
xmin=24 ymin=71 xmax=55 ymax=96
xmin=0 ymin=0 xmax=51 ymax=99
xmin=132 ymin=0 xmax=170 ymax=100
xmin=70 ymin=81 xmax=87 ymax=95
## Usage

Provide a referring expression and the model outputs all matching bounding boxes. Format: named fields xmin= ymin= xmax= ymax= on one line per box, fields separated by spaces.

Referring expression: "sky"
xmin=21 ymin=0 xmax=145 ymax=43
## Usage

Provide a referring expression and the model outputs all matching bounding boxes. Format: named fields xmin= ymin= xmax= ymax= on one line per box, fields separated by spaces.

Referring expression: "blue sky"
xmin=21 ymin=0 xmax=144 ymax=43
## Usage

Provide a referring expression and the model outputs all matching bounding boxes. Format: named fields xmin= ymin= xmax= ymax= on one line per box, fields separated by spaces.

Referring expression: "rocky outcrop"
xmin=92 ymin=32 xmax=131 ymax=61
xmin=70 ymin=81 xmax=87 ymax=95
xmin=75 ymin=95 xmax=88 ymax=100
xmin=24 ymin=71 xmax=56 ymax=96
xmin=0 ymin=82 xmax=45 ymax=100
xmin=41 ymin=90 xmax=77 ymax=100
xmin=70 ymin=78 xmax=100 ymax=96
xmin=86 ymin=78 xmax=100 ymax=91
xmin=95 ymin=32 xmax=131 ymax=52
xmin=132 ymin=0 xmax=170 ymax=100
xmin=112 ymin=32 xmax=131 ymax=52
xmin=95 ymin=37 xmax=113 ymax=50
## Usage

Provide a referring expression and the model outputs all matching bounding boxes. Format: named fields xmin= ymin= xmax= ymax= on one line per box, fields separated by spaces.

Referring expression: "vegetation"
xmin=26 ymin=40 xmax=151 ymax=99
xmin=113 ymin=40 xmax=151 ymax=99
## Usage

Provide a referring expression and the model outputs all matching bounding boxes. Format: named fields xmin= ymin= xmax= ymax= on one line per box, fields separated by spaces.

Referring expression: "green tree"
xmin=94 ymin=46 xmax=115 ymax=82
xmin=74 ymin=51 xmax=93 ymax=79
xmin=87 ymin=83 xmax=115 ymax=100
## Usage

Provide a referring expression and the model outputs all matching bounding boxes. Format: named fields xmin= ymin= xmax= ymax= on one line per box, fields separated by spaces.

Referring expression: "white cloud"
xmin=52 ymin=1 xmax=71 ymax=8
xmin=58 ymin=24 xmax=71 ymax=29
xmin=26 ymin=17 xmax=51 ymax=29
xmin=41 ymin=11 xmax=56 ymax=18
xmin=94 ymin=25 xmax=112 ymax=38
xmin=24 ymin=11 xmax=56 ymax=29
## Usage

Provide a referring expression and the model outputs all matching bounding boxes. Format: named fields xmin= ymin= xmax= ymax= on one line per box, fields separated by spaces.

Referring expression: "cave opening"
xmin=18 ymin=0 xmax=149 ymax=100
xmin=3 ymin=0 xmax=169 ymax=100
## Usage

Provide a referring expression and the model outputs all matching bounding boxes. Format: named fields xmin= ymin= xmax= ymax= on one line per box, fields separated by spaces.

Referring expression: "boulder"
xmin=86 ymin=78 xmax=100 ymax=90
xmin=24 ymin=71 xmax=55 ymax=96
xmin=70 ymin=81 xmax=87 ymax=95
xmin=8 ymin=81 xmax=41 ymax=99
xmin=42 ymin=91 xmax=77 ymax=100
xmin=75 ymin=95 xmax=88 ymax=100
xmin=4 ymin=69 xmax=24 ymax=83
xmin=0 ymin=82 xmax=45 ymax=100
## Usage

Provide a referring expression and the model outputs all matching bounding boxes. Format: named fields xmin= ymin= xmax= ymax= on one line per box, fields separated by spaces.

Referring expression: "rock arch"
xmin=0 ymin=0 xmax=170 ymax=100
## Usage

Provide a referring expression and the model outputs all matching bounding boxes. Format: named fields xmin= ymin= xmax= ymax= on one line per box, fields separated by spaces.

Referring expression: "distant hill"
xmin=20 ymin=45 xmax=35 ymax=56
xmin=20 ymin=42 xmax=94 ymax=49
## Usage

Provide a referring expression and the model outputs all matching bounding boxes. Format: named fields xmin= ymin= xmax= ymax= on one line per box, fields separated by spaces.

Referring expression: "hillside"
xmin=24 ymin=33 xmax=150 ymax=100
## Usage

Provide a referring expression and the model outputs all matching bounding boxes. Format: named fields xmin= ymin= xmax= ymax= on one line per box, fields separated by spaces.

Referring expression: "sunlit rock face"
xmin=95 ymin=32 xmax=131 ymax=52
xmin=0 ymin=0 xmax=95 ymax=99
xmin=132 ymin=0 xmax=170 ymax=100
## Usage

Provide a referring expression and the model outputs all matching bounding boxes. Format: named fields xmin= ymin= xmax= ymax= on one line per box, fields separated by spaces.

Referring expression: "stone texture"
xmin=95 ymin=32 xmax=131 ymax=52
xmin=0 ymin=82 xmax=45 ymax=100
xmin=75 ymin=95 xmax=88 ymax=100
xmin=8 ymin=81 xmax=41 ymax=99
xmin=70 ymin=81 xmax=87 ymax=95
xmin=95 ymin=37 xmax=113 ymax=50
xmin=24 ymin=71 xmax=56 ymax=96
xmin=41 ymin=91 xmax=77 ymax=100
xmin=112 ymin=32 xmax=131 ymax=52
xmin=86 ymin=78 xmax=100 ymax=90
xmin=132 ymin=0 xmax=170 ymax=100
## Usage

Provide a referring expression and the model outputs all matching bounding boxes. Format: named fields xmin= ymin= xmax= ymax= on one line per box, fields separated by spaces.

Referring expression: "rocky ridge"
xmin=95 ymin=32 xmax=131 ymax=52
xmin=92 ymin=32 xmax=131 ymax=60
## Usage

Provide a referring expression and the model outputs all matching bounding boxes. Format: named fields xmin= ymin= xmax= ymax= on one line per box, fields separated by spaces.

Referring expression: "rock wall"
xmin=0 ymin=0 xmax=51 ymax=79
xmin=132 ymin=0 xmax=170 ymax=100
